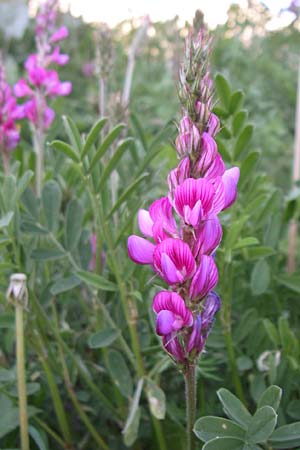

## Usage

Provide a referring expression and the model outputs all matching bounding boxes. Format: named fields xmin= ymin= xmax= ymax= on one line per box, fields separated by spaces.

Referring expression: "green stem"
xmin=184 ymin=363 xmax=197 ymax=450
xmin=33 ymin=125 xmax=45 ymax=198
xmin=33 ymin=416 xmax=66 ymax=450
xmin=16 ymin=302 xmax=30 ymax=450
xmin=151 ymin=416 xmax=168 ymax=450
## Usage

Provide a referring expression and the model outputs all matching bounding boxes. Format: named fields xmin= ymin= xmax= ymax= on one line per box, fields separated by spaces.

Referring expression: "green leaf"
xmin=146 ymin=379 xmax=166 ymax=420
xmin=269 ymin=422 xmax=300 ymax=449
xmin=88 ymin=328 xmax=120 ymax=349
xmin=2 ymin=176 xmax=16 ymax=211
xmin=81 ymin=117 xmax=108 ymax=159
xmin=50 ymin=275 xmax=81 ymax=295
xmin=215 ymin=138 xmax=232 ymax=162
xmin=122 ymin=379 xmax=143 ymax=447
xmin=107 ymin=350 xmax=133 ymax=398
xmin=215 ymin=74 xmax=232 ymax=110
xmin=88 ymin=123 xmax=125 ymax=173
xmin=106 ymin=173 xmax=149 ymax=218
xmin=232 ymin=110 xmax=248 ymax=136
xmin=277 ymin=273 xmax=300 ymax=294
xmin=193 ymin=416 xmax=246 ymax=442
xmin=21 ymin=187 xmax=38 ymax=219
xmin=0 ymin=395 xmax=40 ymax=439
xmin=287 ymin=400 xmax=300 ymax=420
xmin=233 ymin=125 xmax=254 ymax=160
xmin=233 ymin=237 xmax=259 ymax=250
xmin=229 ymin=90 xmax=244 ymax=114
xmin=257 ymin=386 xmax=282 ymax=412
xmin=50 ymin=140 xmax=79 ymax=163
xmin=246 ymin=246 xmax=275 ymax=260
xmin=131 ymin=113 xmax=148 ymax=151
xmin=65 ymin=199 xmax=83 ymax=250
xmin=246 ymin=406 xmax=277 ymax=443
xmin=62 ymin=115 xmax=82 ymax=153
xmin=217 ymin=388 xmax=251 ymax=429
xmin=29 ymin=426 xmax=49 ymax=450
xmin=17 ymin=170 xmax=34 ymax=197
xmin=42 ymin=181 xmax=62 ymax=233
xmin=203 ymin=437 xmax=246 ymax=450
xmin=224 ymin=216 xmax=249 ymax=251
xmin=263 ymin=319 xmax=279 ymax=347
xmin=0 ymin=211 xmax=14 ymax=228
xmin=31 ymin=249 xmax=66 ymax=261
xmin=97 ymin=138 xmax=134 ymax=190
xmin=75 ymin=270 xmax=117 ymax=291
xmin=21 ymin=221 xmax=48 ymax=235
xmin=236 ymin=356 xmax=253 ymax=371
xmin=239 ymin=151 xmax=260 ymax=185
xmin=250 ymin=259 xmax=270 ymax=296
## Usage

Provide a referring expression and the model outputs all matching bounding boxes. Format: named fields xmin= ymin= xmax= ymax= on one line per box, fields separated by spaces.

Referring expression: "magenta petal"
xmin=189 ymin=255 xmax=218 ymax=300
xmin=127 ymin=235 xmax=155 ymax=265
xmin=189 ymin=200 xmax=203 ymax=228
xmin=156 ymin=310 xmax=176 ymax=335
xmin=161 ymin=253 xmax=183 ymax=284
xmin=50 ymin=26 xmax=69 ymax=42
xmin=222 ymin=167 xmax=240 ymax=210
xmin=14 ymin=79 xmax=32 ymax=97
xmin=194 ymin=215 xmax=222 ymax=256
xmin=138 ymin=209 xmax=154 ymax=237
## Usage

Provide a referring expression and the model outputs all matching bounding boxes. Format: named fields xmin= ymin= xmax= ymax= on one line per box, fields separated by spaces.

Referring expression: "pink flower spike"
xmin=196 ymin=132 xmax=217 ymax=174
xmin=153 ymin=238 xmax=196 ymax=285
xmin=127 ymin=235 xmax=155 ymax=265
xmin=50 ymin=47 xmax=69 ymax=65
xmin=189 ymin=255 xmax=218 ymax=301
xmin=204 ymin=153 xmax=226 ymax=180
xmin=50 ymin=26 xmax=69 ymax=42
xmin=153 ymin=291 xmax=193 ymax=336
xmin=222 ymin=167 xmax=240 ymax=210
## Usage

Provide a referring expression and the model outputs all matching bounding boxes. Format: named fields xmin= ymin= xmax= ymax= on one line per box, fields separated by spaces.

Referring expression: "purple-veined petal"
xmin=194 ymin=215 xmax=222 ymax=257
xmin=189 ymin=255 xmax=218 ymax=300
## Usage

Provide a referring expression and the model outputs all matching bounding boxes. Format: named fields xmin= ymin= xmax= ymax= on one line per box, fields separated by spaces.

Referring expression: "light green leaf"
xmin=217 ymin=388 xmax=251 ymax=428
xmin=233 ymin=237 xmax=259 ymax=250
xmin=246 ymin=246 xmax=275 ymax=260
xmin=81 ymin=117 xmax=108 ymax=159
xmin=62 ymin=115 xmax=82 ymax=153
xmin=75 ymin=270 xmax=117 ymax=291
xmin=146 ymin=379 xmax=166 ymax=420
xmin=263 ymin=319 xmax=279 ymax=347
xmin=64 ymin=199 xmax=83 ymax=250
xmin=257 ymin=386 xmax=282 ymax=412
xmin=246 ymin=406 xmax=277 ymax=443
xmin=50 ymin=140 xmax=79 ymax=162
xmin=17 ymin=170 xmax=34 ymax=197
xmin=42 ymin=181 xmax=62 ymax=233
xmin=107 ymin=350 xmax=133 ymax=398
xmin=250 ymin=259 xmax=270 ymax=296
xmin=215 ymin=74 xmax=232 ymax=110
xmin=29 ymin=426 xmax=49 ymax=450
xmin=229 ymin=90 xmax=244 ymax=114
xmin=239 ymin=151 xmax=260 ymax=185
xmin=193 ymin=416 xmax=246 ymax=442
xmin=88 ymin=328 xmax=120 ymax=349
xmin=232 ymin=110 xmax=248 ymax=136
xmin=97 ymin=138 xmax=134 ymax=190
xmin=203 ymin=437 xmax=245 ymax=450
xmin=269 ymin=422 xmax=300 ymax=449
xmin=277 ymin=273 xmax=300 ymax=294
xmin=50 ymin=275 xmax=81 ymax=295
xmin=88 ymin=123 xmax=125 ymax=173
xmin=234 ymin=124 xmax=254 ymax=160
xmin=31 ymin=249 xmax=66 ymax=261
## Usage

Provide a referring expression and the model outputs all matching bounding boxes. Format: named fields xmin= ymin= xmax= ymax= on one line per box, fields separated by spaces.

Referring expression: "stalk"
xmin=32 ymin=122 xmax=45 ymax=198
xmin=184 ymin=363 xmax=197 ymax=450
xmin=7 ymin=274 xmax=30 ymax=450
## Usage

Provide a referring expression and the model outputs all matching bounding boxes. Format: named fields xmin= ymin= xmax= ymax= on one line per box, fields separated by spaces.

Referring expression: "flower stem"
xmin=33 ymin=125 xmax=45 ymax=198
xmin=16 ymin=301 xmax=30 ymax=450
xmin=184 ymin=363 xmax=197 ymax=450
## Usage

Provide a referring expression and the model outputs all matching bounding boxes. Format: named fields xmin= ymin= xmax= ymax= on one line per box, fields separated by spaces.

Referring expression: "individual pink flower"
xmin=153 ymin=291 xmax=193 ymax=336
xmin=127 ymin=235 xmax=155 ymax=265
xmin=173 ymin=178 xmax=216 ymax=227
xmin=153 ymin=238 xmax=196 ymax=285
xmin=175 ymin=116 xmax=201 ymax=157
xmin=138 ymin=196 xmax=177 ymax=242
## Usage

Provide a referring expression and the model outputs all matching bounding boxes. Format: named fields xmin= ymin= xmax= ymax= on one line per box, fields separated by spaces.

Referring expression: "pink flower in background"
xmin=14 ymin=0 xmax=72 ymax=130
xmin=128 ymin=28 xmax=239 ymax=364
xmin=0 ymin=56 xmax=23 ymax=173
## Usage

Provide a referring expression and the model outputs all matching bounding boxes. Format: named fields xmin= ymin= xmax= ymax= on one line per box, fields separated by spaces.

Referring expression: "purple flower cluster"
xmin=128 ymin=29 xmax=239 ymax=364
xmin=14 ymin=0 xmax=71 ymax=130
xmin=0 ymin=57 xmax=23 ymax=172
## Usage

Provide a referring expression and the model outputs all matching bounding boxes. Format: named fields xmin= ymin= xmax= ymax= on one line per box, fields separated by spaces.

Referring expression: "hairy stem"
xmin=16 ymin=302 xmax=30 ymax=450
xmin=184 ymin=363 xmax=197 ymax=450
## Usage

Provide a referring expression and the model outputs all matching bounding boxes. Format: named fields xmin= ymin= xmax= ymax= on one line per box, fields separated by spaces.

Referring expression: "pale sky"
xmin=57 ymin=0 xmax=294 ymax=28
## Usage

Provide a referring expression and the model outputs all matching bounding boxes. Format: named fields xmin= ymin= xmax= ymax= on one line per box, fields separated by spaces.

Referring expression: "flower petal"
xmin=127 ymin=235 xmax=155 ymax=264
